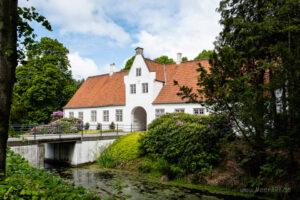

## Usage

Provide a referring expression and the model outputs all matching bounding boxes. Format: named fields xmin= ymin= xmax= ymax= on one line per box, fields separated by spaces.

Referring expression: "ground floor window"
xmin=116 ymin=109 xmax=123 ymax=122
xmin=69 ymin=112 xmax=74 ymax=118
xmin=78 ymin=112 xmax=83 ymax=120
xmin=175 ymin=108 xmax=185 ymax=113
xmin=193 ymin=108 xmax=205 ymax=115
xmin=103 ymin=110 xmax=109 ymax=122
xmin=155 ymin=109 xmax=165 ymax=118
xmin=91 ymin=110 xmax=97 ymax=122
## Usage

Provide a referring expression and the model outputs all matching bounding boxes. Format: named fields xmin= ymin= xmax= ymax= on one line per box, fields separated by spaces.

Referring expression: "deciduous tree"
xmin=0 ymin=1 xmax=51 ymax=178
xmin=11 ymin=37 xmax=78 ymax=124
xmin=155 ymin=55 xmax=175 ymax=64
xmin=0 ymin=0 xmax=18 ymax=179
xmin=177 ymin=0 xmax=300 ymax=176
xmin=194 ymin=50 xmax=213 ymax=60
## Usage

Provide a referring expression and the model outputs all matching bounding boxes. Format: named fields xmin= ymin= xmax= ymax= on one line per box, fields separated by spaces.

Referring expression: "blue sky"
xmin=20 ymin=0 xmax=221 ymax=79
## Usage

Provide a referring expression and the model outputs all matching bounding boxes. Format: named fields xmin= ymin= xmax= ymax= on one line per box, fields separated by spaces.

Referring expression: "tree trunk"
xmin=0 ymin=0 xmax=18 ymax=179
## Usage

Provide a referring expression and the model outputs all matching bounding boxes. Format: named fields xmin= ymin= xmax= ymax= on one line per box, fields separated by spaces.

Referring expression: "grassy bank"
xmin=97 ymin=132 xmax=264 ymax=199
xmin=0 ymin=150 xmax=99 ymax=200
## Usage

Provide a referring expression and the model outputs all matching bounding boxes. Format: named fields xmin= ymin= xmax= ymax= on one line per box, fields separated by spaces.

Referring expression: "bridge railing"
xmin=9 ymin=123 xmax=143 ymax=139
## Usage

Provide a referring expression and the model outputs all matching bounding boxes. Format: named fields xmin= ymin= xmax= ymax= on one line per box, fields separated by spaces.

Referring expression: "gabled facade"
xmin=63 ymin=47 xmax=209 ymax=131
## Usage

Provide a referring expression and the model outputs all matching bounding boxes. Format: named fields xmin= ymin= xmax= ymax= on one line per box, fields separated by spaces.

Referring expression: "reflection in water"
xmin=45 ymin=163 xmax=220 ymax=200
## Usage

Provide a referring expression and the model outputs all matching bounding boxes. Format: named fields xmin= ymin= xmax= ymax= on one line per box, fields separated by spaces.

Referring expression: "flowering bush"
xmin=51 ymin=111 xmax=64 ymax=120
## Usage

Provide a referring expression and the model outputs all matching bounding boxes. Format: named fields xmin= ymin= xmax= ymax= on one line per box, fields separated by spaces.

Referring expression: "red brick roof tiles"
xmin=64 ymin=71 xmax=128 ymax=108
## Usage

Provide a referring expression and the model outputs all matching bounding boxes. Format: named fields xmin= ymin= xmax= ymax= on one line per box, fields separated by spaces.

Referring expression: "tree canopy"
xmin=177 ymin=0 xmax=300 ymax=182
xmin=181 ymin=56 xmax=188 ymax=62
xmin=194 ymin=50 xmax=213 ymax=60
xmin=154 ymin=55 xmax=175 ymax=64
xmin=11 ymin=37 xmax=78 ymax=124
xmin=0 ymin=2 xmax=52 ymax=177
xmin=123 ymin=56 xmax=135 ymax=70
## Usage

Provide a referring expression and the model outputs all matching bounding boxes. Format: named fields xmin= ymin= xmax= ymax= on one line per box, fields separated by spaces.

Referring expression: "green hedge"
xmin=0 ymin=151 xmax=98 ymax=200
xmin=140 ymin=113 xmax=234 ymax=173
xmin=97 ymin=132 xmax=144 ymax=168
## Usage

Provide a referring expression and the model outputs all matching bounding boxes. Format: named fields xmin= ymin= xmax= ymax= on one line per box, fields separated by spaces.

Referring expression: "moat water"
xmin=45 ymin=163 xmax=222 ymax=200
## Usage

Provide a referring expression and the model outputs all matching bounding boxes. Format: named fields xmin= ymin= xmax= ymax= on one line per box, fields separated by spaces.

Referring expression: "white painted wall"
xmin=64 ymin=54 xmax=208 ymax=131
xmin=11 ymin=144 xmax=45 ymax=168
xmin=44 ymin=140 xmax=115 ymax=165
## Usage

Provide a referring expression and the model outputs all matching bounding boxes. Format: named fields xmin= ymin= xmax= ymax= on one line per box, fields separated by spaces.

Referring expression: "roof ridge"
xmin=87 ymin=70 xmax=127 ymax=79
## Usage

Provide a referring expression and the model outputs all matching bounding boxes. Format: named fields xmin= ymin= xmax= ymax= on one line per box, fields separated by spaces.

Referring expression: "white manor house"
xmin=63 ymin=47 xmax=210 ymax=131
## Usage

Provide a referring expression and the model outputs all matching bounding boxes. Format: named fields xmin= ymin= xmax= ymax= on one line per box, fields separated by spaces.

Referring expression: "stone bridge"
xmin=8 ymin=133 xmax=125 ymax=167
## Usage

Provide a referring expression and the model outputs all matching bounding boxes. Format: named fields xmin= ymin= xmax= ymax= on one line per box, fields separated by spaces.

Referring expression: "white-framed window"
xmin=142 ymin=83 xmax=148 ymax=93
xmin=175 ymin=108 xmax=185 ymax=113
xmin=103 ymin=110 xmax=109 ymax=122
xmin=130 ymin=84 xmax=136 ymax=94
xmin=116 ymin=109 xmax=123 ymax=122
xmin=91 ymin=110 xmax=97 ymax=122
xmin=193 ymin=108 xmax=205 ymax=115
xmin=155 ymin=109 xmax=165 ymax=118
xmin=69 ymin=112 xmax=74 ymax=118
xmin=78 ymin=112 xmax=84 ymax=120
xmin=136 ymin=68 xmax=141 ymax=76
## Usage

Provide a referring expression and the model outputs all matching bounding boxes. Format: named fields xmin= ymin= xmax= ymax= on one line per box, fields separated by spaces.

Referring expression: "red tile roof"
xmin=146 ymin=59 xmax=210 ymax=104
xmin=64 ymin=71 xmax=128 ymax=108
xmin=64 ymin=58 xmax=210 ymax=108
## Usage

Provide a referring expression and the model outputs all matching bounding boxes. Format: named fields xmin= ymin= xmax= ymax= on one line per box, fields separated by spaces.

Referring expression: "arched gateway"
xmin=131 ymin=106 xmax=147 ymax=131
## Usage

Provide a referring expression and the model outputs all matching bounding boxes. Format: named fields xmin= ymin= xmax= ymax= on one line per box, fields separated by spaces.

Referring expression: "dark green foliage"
xmin=181 ymin=56 xmax=188 ymax=62
xmin=154 ymin=55 xmax=175 ymax=64
xmin=0 ymin=151 xmax=98 ymax=199
xmin=123 ymin=56 xmax=135 ymax=70
xmin=177 ymin=0 xmax=300 ymax=187
xmin=140 ymin=113 xmax=234 ymax=173
xmin=194 ymin=50 xmax=213 ymax=60
xmin=96 ymin=123 xmax=102 ymax=130
xmin=17 ymin=6 xmax=52 ymax=62
xmin=109 ymin=122 xmax=115 ymax=130
xmin=11 ymin=37 xmax=78 ymax=124
xmin=84 ymin=122 xmax=90 ymax=130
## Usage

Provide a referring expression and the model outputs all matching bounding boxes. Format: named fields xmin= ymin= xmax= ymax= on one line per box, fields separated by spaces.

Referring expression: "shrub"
xmin=97 ymin=132 xmax=143 ymax=167
xmin=1 ymin=150 xmax=98 ymax=199
xmin=30 ymin=118 xmax=82 ymax=134
xmin=140 ymin=113 xmax=234 ymax=174
xmin=96 ymin=123 xmax=102 ymax=130
xmin=109 ymin=122 xmax=115 ymax=130
xmin=84 ymin=122 xmax=90 ymax=130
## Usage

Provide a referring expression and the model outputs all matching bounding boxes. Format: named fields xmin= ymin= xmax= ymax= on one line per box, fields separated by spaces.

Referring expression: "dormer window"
xmin=136 ymin=68 xmax=141 ymax=76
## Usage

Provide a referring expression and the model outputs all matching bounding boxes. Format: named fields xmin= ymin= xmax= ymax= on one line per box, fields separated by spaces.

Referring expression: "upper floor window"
xmin=78 ymin=112 xmax=84 ymax=120
xmin=175 ymin=108 xmax=185 ymax=113
xmin=142 ymin=83 xmax=148 ymax=93
xmin=193 ymin=108 xmax=204 ymax=115
xmin=155 ymin=109 xmax=165 ymax=118
xmin=69 ymin=112 xmax=74 ymax=118
xmin=130 ymin=84 xmax=136 ymax=94
xmin=136 ymin=68 xmax=141 ymax=76
xmin=103 ymin=110 xmax=109 ymax=122
xmin=91 ymin=110 xmax=97 ymax=122
xmin=116 ymin=109 xmax=123 ymax=122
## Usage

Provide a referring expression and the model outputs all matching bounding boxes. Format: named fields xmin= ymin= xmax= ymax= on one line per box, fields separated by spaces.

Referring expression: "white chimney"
xmin=109 ymin=63 xmax=115 ymax=76
xmin=135 ymin=47 xmax=144 ymax=56
xmin=176 ymin=52 xmax=182 ymax=64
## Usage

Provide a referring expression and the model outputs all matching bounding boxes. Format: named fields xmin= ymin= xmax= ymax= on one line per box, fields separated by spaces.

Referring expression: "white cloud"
xmin=20 ymin=0 xmax=221 ymax=73
xmin=132 ymin=0 xmax=221 ymax=59
xmin=68 ymin=52 xmax=103 ymax=79
xmin=21 ymin=0 xmax=131 ymax=45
